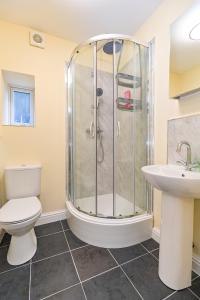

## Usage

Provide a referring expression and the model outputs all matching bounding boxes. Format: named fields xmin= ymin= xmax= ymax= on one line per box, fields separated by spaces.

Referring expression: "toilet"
xmin=0 ymin=165 xmax=42 ymax=265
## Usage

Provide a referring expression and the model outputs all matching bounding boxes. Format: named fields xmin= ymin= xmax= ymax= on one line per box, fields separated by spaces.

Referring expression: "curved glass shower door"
xmin=67 ymin=35 xmax=152 ymax=219
xmin=96 ymin=39 xmax=114 ymax=217
xmin=114 ymin=40 xmax=149 ymax=217
xmin=69 ymin=43 xmax=97 ymax=215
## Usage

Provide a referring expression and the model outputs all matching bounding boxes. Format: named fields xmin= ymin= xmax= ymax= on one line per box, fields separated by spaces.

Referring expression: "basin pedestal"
xmin=159 ymin=192 xmax=194 ymax=290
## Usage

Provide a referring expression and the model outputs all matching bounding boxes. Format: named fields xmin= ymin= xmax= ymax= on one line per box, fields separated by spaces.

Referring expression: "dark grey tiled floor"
xmin=0 ymin=221 xmax=199 ymax=300
xmin=35 ymin=221 xmax=62 ymax=237
xmin=46 ymin=284 xmax=85 ymax=300
xmin=33 ymin=232 xmax=69 ymax=262
xmin=0 ymin=265 xmax=30 ymax=300
xmin=141 ymin=238 xmax=159 ymax=251
xmin=0 ymin=232 xmax=11 ymax=247
xmin=109 ymin=243 xmax=147 ymax=264
xmin=151 ymin=248 xmax=159 ymax=260
xmin=0 ymin=245 xmax=29 ymax=273
xmin=0 ymin=246 xmax=16 ymax=273
xmin=122 ymin=253 xmax=173 ymax=300
xmin=65 ymin=230 xmax=86 ymax=250
xmin=83 ymin=267 xmax=141 ymax=300
xmin=167 ymin=289 xmax=198 ymax=299
xmin=190 ymin=277 xmax=200 ymax=297
xmin=61 ymin=219 xmax=70 ymax=231
xmin=31 ymin=252 xmax=79 ymax=299
xmin=72 ymin=245 xmax=117 ymax=281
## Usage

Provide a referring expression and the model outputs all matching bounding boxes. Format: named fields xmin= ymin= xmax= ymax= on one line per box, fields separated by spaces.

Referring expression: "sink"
xmin=142 ymin=164 xmax=200 ymax=290
xmin=142 ymin=164 xmax=200 ymax=198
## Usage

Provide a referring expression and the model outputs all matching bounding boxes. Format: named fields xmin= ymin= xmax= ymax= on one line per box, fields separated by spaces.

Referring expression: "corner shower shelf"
xmin=116 ymin=73 xmax=141 ymax=89
xmin=116 ymin=97 xmax=141 ymax=111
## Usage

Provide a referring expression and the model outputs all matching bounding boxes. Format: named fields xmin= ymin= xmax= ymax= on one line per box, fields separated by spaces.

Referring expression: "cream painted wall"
xmin=170 ymin=65 xmax=200 ymax=97
xmin=0 ymin=20 xmax=76 ymax=212
xmin=134 ymin=0 xmax=200 ymax=255
xmin=169 ymin=71 xmax=181 ymax=97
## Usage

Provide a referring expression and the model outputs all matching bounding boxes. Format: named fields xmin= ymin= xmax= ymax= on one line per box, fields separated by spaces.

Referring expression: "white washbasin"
xmin=141 ymin=164 xmax=200 ymax=290
xmin=142 ymin=164 xmax=200 ymax=198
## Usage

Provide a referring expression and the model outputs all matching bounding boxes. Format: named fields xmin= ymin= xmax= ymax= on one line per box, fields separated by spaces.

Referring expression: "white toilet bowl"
xmin=0 ymin=197 xmax=42 ymax=265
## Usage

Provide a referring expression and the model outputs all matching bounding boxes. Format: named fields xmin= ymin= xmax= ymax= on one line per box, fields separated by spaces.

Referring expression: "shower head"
xmin=97 ymin=87 xmax=103 ymax=97
xmin=103 ymin=41 xmax=122 ymax=55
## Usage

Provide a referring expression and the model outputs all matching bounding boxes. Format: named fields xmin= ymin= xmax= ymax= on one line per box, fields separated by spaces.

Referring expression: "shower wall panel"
xmin=75 ymin=65 xmax=113 ymax=198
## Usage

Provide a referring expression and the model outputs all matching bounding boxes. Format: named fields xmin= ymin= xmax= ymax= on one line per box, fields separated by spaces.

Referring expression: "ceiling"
xmin=0 ymin=0 xmax=163 ymax=43
xmin=170 ymin=1 xmax=200 ymax=74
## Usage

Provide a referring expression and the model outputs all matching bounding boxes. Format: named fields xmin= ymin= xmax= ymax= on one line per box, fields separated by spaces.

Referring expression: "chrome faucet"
xmin=176 ymin=141 xmax=192 ymax=170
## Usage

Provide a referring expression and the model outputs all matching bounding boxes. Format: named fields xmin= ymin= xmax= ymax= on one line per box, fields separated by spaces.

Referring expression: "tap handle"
xmin=90 ymin=121 xmax=95 ymax=138
xmin=176 ymin=160 xmax=186 ymax=166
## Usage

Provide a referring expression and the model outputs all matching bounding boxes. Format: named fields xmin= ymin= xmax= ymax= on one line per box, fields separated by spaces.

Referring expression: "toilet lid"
xmin=0 ymin=197 xmax=42 ymax=223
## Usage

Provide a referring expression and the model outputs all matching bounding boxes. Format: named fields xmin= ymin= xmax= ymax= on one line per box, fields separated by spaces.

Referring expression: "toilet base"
xmin=7 ymin=229 xmax=37 ymax=265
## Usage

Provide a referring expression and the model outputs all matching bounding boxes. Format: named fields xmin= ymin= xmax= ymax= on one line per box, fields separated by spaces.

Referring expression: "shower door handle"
xmin=89 ymin=121 xmax=95 ymax=138
xmin=117 ymin=121 xmax=120 ymax=137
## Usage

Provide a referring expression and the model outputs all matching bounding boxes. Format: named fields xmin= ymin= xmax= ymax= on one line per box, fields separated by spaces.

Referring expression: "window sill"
xmin=2 ymin=124 xmax=34 ymax=128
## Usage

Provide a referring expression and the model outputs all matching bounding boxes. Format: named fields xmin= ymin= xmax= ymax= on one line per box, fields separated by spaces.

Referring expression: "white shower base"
xmin=75 ymin=193 xmax=144 ymax=217
xmin=66 ymin=194 xmax=153 ymax=248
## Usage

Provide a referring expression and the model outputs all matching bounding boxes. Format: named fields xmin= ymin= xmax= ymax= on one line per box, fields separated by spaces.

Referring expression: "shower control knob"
xmin=86 ymin=128 xmax=90 ymax=134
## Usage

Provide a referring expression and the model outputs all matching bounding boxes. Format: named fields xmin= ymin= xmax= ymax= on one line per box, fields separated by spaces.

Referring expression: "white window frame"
xmin=9 ymin=86 xmax=34 ymax=127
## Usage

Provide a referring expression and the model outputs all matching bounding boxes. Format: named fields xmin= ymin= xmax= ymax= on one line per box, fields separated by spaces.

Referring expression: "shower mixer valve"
xmin=86 ymin=125 xmax=103 ymax=137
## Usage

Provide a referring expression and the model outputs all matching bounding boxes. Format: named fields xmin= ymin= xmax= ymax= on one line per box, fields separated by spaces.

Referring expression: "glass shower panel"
xmin=96 ymin=40 xmax=114 ymax=217
xmin=114 ymin=41 xmax=148 ymax=217
xmin=72 ymin=44 xmax=96 ymax=215
xmin=68 ymin=62 xmax=73 ymax=202
xmin=114 ymin=40 xmax=135 ymax=217
xmin=134 ymin=45 xmax=149 ymax=213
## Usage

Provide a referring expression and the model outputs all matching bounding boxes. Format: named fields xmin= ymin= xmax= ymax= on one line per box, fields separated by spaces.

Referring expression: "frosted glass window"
xmin=10 ymin=88 xmax=34 ymax=126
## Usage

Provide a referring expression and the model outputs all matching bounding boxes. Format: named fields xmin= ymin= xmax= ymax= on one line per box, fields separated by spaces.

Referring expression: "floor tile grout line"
xmin=140 ymin=243 xmax=159 ymax=261
xmin=140 ymin=242 xmax=155 ymax=254
xmin=40 ymin=282 xmax=81 ymax=300
xmin=107 ymin=249 xmax=144 ymax=300
xmin=62 ymin=223 xmax=88 ymax=300
xmin=36 ymin=230 xmax=67 ymax=239
xmin=29 ymin=259 xmax=32 ymax=300
xmin=81 ymin=265 xmax=119 ymax=283
xmin=140 ymin=241 xmax=159 ymax=252
xmin=120 ymin=252 xmax=149 ymax=267
xmin=71 ymin=244 xmax=89 ymax=252
xmin=161 ymin=291 xmax=177 ymax=300
xmin=150 ymin=247 xmax=159 ymax=253
xmin=32 ymin=250 xmax=70 ymax=264
xmin=0 ymin=262 xmax=30 ymax=276
xmin=149 ymin=251 xmax=159 ymax=262
xmin=188 ymin=287 xmax=200 ymax=299
xmin=61 ymin=221 xmax=88 ymax=300
xmin=192 ymin=275 xmax=200 ymax=282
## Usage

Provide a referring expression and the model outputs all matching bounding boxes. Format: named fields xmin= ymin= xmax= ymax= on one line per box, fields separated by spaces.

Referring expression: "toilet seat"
xmin=0 ymin=197 xmax=42 ymax=224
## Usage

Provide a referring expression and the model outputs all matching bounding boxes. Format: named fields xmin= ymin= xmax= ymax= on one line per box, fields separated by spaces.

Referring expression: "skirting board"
xmin=152 ymin=227 xmax=200 ymax=276
xmin=35 ymin=209 xmax=66 ymax=226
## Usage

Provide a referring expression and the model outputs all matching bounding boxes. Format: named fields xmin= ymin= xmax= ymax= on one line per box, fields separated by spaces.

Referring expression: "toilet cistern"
xmin=176 ymin=141 xmax=192 ymax=170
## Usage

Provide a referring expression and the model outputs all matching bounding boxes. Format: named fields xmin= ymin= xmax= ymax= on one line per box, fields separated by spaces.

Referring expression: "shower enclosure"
xmin=66 ymin=34 xmax=153 ymax=248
